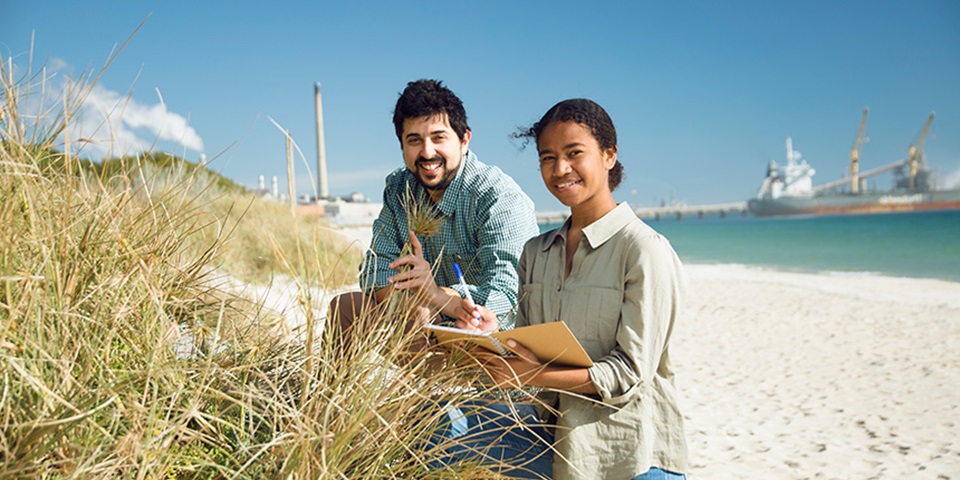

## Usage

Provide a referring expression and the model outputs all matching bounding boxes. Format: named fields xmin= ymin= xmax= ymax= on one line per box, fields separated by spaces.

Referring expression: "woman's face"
xmin=537 ymin=121 xmax=617 ymax=208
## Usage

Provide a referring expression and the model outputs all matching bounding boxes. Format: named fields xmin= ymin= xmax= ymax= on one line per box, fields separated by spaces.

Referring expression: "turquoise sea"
xmin=540 ymin=210 xmax=960 ymax=282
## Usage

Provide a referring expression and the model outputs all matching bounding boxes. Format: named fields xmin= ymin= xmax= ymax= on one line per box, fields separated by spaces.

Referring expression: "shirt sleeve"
xmin=587 ymin=235 xmax=686 ymax=405
xmin=359 ymin=175 xmax=407 ymax=293
xmin=468 ymin=186 xmax=539 ymax=330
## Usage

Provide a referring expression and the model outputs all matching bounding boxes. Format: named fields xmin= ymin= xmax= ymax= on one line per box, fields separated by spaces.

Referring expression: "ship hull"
xmin=747 ymin=190 xmax=960 ymax=217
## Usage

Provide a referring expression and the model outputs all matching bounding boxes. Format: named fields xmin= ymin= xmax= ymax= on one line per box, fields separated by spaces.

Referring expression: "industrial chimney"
xmin=314 ymin=82 xmax=329 ymax=200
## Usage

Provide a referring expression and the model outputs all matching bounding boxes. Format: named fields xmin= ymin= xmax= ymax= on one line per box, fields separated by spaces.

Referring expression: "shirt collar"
xmin=542 ymin=202 xmax=633 ymax=251
xmin=542 ymin=218 xmax=569 ymax=251
xmin=582 ymin=202 xmax=634 ymax=248
xmin=435 ymin=149 xmax=473 ymax=216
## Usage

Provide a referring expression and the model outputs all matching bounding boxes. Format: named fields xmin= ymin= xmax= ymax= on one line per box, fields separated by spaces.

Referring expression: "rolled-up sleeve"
xmin=588 ymin=235 xmax=684 ymax=405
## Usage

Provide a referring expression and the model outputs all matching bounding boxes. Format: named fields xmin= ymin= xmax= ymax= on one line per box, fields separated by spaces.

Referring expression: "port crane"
xmin=849 ymin=107 xmax=869 ymax=193
xmin=908 ymin=112 xmax=935 ymax=190
xmin=813 ymin=111 xmax=937 ymax=194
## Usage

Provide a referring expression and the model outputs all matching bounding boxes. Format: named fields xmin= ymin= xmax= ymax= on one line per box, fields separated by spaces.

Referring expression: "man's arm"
xmin=359 ymin=174 xmax=408 ymax=295
xmin=468 ymin=185 xmax=540 ymax=328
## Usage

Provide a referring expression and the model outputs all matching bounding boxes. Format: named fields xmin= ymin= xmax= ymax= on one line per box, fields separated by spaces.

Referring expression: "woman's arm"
xmin=484 ymin=339 xmax=598 ymax=394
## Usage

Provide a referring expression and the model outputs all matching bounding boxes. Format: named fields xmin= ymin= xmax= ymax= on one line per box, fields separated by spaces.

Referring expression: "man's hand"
xmin=388 ymin=230 xmax=441 ymax=297
xmin=454 ymin=303 xmax=498 ymax=332
xmin=387 ymin=230 xmax=465 ymax=317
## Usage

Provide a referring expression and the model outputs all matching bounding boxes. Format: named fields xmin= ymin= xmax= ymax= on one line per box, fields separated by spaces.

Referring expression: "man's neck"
xmin=426 ymin=188 xmax=445 ymax=204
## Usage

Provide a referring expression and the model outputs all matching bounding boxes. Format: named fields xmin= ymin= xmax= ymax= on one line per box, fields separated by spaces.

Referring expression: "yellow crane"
xmin=850 ymin=107 xmax=869 ymax=194
xmin=908 ymin=112 xmax=935 ymax=190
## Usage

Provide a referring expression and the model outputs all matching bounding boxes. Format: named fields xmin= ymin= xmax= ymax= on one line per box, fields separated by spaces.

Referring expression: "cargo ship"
xmin=747 ymin=111 xmax=960 ymax=217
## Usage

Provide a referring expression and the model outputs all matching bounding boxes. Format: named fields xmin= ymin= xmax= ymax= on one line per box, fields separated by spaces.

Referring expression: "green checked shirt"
xmin=360 ymin=150 xmax=539 ymax=328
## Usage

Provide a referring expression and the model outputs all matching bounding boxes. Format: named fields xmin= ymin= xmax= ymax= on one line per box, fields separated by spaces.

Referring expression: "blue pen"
xmin=453 ymin=263 xmax=479 ymax=324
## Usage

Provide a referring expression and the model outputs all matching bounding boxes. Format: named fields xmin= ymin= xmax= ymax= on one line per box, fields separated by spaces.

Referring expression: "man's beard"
xmin=414 ymin=155 xmax=457 ymax=192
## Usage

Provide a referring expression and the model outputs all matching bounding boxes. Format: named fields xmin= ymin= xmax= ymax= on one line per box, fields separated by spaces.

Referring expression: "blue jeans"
xmin=632 ymin=467 xmax=687 ymax=480
xmin=430 ymin=400 xmax=554 ymax=479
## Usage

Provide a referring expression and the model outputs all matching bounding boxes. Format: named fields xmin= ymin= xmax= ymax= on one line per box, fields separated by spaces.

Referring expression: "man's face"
xmin=401 ymin=114 xmax=471 ymax=200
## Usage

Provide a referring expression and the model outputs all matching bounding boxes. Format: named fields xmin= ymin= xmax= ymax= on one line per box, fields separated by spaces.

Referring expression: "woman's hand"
xmin=482 ymin=339 xmax=545 ymax=389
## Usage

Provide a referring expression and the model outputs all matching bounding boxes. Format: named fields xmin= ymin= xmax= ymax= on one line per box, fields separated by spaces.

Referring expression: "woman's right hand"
xmin=454 ymin=302 xmax=498 ymax=333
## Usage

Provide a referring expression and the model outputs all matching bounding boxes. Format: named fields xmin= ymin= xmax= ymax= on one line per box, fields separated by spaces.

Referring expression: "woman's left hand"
xmin=482 ymin=339 xmax=545 ymax=389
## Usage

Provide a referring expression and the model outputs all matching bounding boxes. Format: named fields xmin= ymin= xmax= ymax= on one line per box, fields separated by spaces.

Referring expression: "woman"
xmin=452 ymin=98 xmax=689 ymax=479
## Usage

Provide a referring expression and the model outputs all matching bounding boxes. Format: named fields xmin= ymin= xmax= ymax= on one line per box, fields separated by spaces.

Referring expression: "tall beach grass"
xmin=1 ymin=48 xmax=542 ymax=479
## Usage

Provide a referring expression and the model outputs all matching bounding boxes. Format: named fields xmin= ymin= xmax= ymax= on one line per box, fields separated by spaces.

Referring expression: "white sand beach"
xmin=328 ymin=226 xmax=960 ymax=478
xmin=677 ymin=264 xmax=960 ymax=479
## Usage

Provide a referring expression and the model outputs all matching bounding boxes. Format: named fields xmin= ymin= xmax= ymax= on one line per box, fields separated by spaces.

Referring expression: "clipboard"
xmin=424 ymin=321 xmax=593 ymax=368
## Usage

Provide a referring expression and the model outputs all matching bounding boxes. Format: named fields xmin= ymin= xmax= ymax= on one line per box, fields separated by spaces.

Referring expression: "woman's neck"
xmin=568 ymin=196 xmax=618 ymax=231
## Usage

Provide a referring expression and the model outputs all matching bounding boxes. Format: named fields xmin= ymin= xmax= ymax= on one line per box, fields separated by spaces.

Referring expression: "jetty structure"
xmin=536 ymin=200 xmax=748 ymax=225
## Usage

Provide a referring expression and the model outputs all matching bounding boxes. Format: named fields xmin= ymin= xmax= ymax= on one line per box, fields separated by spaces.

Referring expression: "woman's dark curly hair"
xmin=515 ymin=98 xmax=624 ymax=191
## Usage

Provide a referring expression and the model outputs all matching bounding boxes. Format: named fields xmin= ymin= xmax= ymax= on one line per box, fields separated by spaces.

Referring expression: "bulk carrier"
xmin=747 ymin=110 xmax=960 ymax=217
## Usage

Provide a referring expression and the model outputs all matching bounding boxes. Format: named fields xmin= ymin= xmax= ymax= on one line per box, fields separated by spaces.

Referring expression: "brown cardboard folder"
xmin=424 ymin=322 xmax=593 ymax=368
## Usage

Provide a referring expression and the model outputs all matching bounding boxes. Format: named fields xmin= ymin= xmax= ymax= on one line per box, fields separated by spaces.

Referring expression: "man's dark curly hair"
xmin=392 ymin=79 xmax=470 ymax=143
xmin=515 ymin=98 xmax=624 ymax=192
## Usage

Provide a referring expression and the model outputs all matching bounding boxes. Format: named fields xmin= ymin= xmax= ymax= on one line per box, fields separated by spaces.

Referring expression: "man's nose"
xmin=421 ymin=139 xmax=437 ymax=159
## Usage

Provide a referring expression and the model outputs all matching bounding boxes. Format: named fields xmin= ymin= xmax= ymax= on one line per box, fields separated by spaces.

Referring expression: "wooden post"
xmin=286 ymin=130 xmax=295 ymax=215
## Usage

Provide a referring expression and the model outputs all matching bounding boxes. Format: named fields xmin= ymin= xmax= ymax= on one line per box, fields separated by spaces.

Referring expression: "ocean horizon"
xmin=539 ymin=209 xmax=960 ymax=283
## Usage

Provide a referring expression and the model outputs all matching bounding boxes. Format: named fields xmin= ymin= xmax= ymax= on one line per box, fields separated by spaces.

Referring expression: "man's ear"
xmin=461 ymin=129 xmax=472 ymax=149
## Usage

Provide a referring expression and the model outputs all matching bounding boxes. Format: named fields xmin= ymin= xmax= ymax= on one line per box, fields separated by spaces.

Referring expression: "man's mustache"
xmin=415 ymin=155 xmax=445 ymax=166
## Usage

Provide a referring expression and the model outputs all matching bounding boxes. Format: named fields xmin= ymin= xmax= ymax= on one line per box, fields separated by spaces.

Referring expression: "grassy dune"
xmin=1 ymin=51 xmax=532 ymax=479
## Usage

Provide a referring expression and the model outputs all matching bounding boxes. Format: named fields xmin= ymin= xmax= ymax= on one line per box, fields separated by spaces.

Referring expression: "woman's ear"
xmin=603 ymin=147 xmax=618 ymax=170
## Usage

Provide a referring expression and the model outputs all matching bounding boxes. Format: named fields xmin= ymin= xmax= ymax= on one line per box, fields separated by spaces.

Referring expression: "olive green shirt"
xmin=516 ymin=202 xmax=689 ymax=479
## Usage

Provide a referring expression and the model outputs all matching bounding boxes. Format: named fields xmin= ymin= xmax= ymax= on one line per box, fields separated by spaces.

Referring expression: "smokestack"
xmin=314 ymin=82 xmax=329 ymax=200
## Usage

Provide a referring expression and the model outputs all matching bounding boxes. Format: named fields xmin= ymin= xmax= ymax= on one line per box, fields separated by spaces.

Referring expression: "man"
xmin=331 ymin=79 xmax=539 ymax=344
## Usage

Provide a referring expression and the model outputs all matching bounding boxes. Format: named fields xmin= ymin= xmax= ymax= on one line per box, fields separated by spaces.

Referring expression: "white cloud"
xmin=18 ymin=59 xmax=204 ymax=159
xmin=74 ymin=84 xmax=204 ymax=157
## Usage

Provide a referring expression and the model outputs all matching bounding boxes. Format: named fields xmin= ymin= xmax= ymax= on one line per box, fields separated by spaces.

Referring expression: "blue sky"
xmin=2 ymin=0 xmax=959 ymax=211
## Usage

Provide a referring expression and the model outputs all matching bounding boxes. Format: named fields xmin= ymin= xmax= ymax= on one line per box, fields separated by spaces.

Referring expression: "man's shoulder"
xmin=380 ymin=167 xmax=413 ymax=200
xmin=383 ymin=166 xmax=409 ymax=185
xmin=462 ymin=152 xmax=532 ymax=203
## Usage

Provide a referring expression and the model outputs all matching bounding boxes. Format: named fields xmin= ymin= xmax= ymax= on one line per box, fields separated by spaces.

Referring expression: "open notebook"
xmin=424 ymin=322 xmax=593 ymax=368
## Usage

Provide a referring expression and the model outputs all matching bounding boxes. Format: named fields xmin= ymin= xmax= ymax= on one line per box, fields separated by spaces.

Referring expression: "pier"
xmin=635 ymin=201 xmax=748 ymax=220
xmin=537 ymin=202 xmax=749 ymax=224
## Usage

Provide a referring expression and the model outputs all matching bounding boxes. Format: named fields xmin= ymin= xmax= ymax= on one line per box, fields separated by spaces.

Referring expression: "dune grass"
xmin=0 ymin=50 xmax=543 ymax=479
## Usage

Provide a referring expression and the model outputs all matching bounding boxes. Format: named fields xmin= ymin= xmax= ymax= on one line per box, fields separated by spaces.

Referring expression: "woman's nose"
xmin=552 ymin=157 xmax=572 ymax=175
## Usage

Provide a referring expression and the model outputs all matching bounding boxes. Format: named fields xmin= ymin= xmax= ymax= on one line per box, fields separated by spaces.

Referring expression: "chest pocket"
xmin=564 ymin=287 xmax=622 ymax=352
xmin=519 ymin=283 xmax=545 ymax=323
